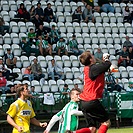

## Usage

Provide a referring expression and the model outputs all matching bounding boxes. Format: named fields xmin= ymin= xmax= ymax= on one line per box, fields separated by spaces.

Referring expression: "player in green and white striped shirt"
xmin=43 ymin=88 xmax=83 ymax=133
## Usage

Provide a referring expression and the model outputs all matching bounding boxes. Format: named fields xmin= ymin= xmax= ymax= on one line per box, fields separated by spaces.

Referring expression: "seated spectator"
xmin=69 ymin=34 xmax=83 ymax=56
xmin=0 ymin=71 xmax=10 ymax=94
xmin=82 ymin=5 xmax=95 ymax=23
xmin=31 ymin=58 xmax=45 ymax=80
xmin=123 ymin=6 xmax=132 ymax=23
xmin=72 ymin=6 xmax=83 ymax=23
xmin=73 ymin=84 xmax=81 ymax=90
xmin=4 ymin=48 xmax=17 ymax=69
xmin=44 ymin=3 xmax=56 ymax=23
xmin=59 ymin=84 xmax=70 ymax=103
xmin=28 ymin=28 xmax=36 ymax=45
xmin=119 ymin=46 xmax=130 ymax=67
xmin=105 ymin=70 xmax=124 ymax=92
xmin=33 ymin=14 xmax=43 ymax=29
xmin=48 ymin=59 xmax=64 ymax=80
xmin=16 ymin=3 xmax=30 ymax=21
xmin=94 ymin=47 xmax=103 ymax=60
xmin=122 ymin=36 xmax=132 ymax=50
xmin=0 ymin=57 xmax=10 ymax=80
xmin=35 ymin=2 xmax=44 ymax=20
xmin=49 ymin=25 xmax=61 ymax=44
xmin=19 ymin=37 xmax=40 ymax=57
xmin=5 ymin=84 xmax=16 ymax=105
xmin=23 ymin=65 xmax=34 ymax=81
xmin=0 ymin=17 xmax=10 ymax=35
xmin=126 ymin=81 xmax=133 ymax=92
xmin=94 ymin=0 xmax=115 ymax=13
xmin=36 ymin=24 xmax=51 ymax=44
xmin=29 ymin=6 xmax=36 ymax=21
xmin=36 ymin=35 xmax=52 ymax=56
xmin=128 ymin=46 xmax=133 ymax=66
xmin=55 ymin=37 xmax=68 ymax=56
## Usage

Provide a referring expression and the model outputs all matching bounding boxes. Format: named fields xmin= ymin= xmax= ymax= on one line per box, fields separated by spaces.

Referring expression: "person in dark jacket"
xmin=19 ymin=37 xmax=40 ymax=57
xmin=44 ymin=3 xmax=56 ymax=23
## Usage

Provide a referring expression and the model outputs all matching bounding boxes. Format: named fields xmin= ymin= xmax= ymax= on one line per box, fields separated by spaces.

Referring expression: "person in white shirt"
xmin=48 ymin=59 xmax=64 ymax=80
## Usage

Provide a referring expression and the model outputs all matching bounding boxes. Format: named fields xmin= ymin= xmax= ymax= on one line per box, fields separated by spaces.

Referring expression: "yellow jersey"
xmin=7 ymin=98 xmax=35 ymax=133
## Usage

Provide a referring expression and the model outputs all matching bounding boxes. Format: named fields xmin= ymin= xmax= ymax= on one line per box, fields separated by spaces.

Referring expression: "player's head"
xmin=80 ymin=51 xmax=96 ymax=66
xmin=70 ymin=88 xmax=81 ymax=102
xmin=16 ymin=84 xmax=30 ymax=98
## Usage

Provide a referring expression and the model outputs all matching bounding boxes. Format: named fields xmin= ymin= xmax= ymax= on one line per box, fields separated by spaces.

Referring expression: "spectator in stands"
xmin=28 ymin=28 xmax=36 ymax=45
xmin=128 ymin=46 xmax=133 ymax=67
xmin=105 ymin=69 xmax=123 ymax=92
xmin=48 ymin=59 xmax=64 ymax=80
xmin=72 ymin=6 xmax=83 ymax=23
xmin=94 ymin=0 xmax=115 ymax=13
xmin=122 ymin=36 xmax=132 ymax=50
xmin=119 ymin=46 xmax=130 ymax=67
xmin=94 ymin=47 xmax=103 ymax=60
xmin=55 ymin=37 xmax=68 ymax=56
xmin=0 ymin=17 xmax=10 ymax=35
xmin=82 ymin=5 xmax=95 ymax=23
xmin=49 ymin=25 xmax=61 ymax=44
xmin=59 ymin=84 xmax=70 ymax=103
xmin=73 ymin=84 xmax=81 ymax=90
xmin=16 ymin=3 xmax=30 ymax=21
xmin=19 ymin=37 xmax=40 ymax=57
xmin=29 ymin=6 xmax=36 ymax=21
xmin=36 ymin=24 xmax=51 ymax=44
xmin=36 ymin=35 xmax=52 ymax=56
xmin=33 ymin=14 xmax=43 ymax=29
xmin=35 ymin=2 xmax=44 ymax=20
xmin=23 ymin=65 xmax=34 ymax=81
xmin=0 ymin=57 xmax=18 ymax=81
xmin=69 ymin=34 xmax=83 ymax=56
xmin=30 ymin=86 xmax=40 ymax=110
xmin=31 ymin=58 xmax=45 ymax=80
xmin=4 ymin=48 xmax=17 ymax=69
xmin=6 ymin=84 xmax=16 ymax=105
xmin=0 ymin=71 xmax=10 ymax=94
xmin=123 ymin=6 xmax=132 ymax=23
xmin=44 ymin=3 xmax=56 ymax=23
xmin=126 ymin=81 xmax=133 ymax=92
xmin=0 ymin=57 xmax=10 ymax=80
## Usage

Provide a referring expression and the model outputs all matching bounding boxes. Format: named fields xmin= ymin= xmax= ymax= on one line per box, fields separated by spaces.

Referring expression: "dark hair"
xmin=80 ymin=51 xmax=92 ymax=66
xmin=64 ymin=84 xmax=68 ymax=87
xmin=37 ymin=2 xmax=41 ymax=6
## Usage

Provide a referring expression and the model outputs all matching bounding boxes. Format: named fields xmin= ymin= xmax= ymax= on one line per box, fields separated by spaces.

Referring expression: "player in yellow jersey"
xmin=6 ymin=84 xmax=47 ymax=133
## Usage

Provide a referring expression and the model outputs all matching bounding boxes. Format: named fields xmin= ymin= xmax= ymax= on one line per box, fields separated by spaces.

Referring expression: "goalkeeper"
xmin=43 ymin=88 xmax=83 ymax=133
xmin=66 ymin=51 xmax=111 ymax=133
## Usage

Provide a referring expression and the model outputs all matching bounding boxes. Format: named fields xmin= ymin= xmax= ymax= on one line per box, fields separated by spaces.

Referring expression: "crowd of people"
xmin=0 ymin=0 xmax=133 ymax=132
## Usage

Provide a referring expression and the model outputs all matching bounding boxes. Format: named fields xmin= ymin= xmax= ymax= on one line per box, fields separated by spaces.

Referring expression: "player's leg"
xmin=65 ymin=127 xmax=96 ymax=133
xmin=98 ymin=119 xmax=111 ymax=133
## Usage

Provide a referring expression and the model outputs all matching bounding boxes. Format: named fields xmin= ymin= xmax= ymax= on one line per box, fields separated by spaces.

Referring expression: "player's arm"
xmin=7 ymin=115 xmax=23 ymax=132
xmin=30 ymin=117 xmax=47 ymax=127
xmin=70 ymin=110 xmax=83 ymax=116
xmin=44 ymin=114 xmax=61 ymax=133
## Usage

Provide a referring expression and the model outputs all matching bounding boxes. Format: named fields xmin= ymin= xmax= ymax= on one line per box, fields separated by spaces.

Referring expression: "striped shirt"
xmin=46 ymin=101 xmax=83 ymax=133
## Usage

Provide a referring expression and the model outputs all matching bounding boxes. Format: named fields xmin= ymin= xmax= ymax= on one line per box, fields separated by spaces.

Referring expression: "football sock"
xmin=76 ymin=128 xmax=91 ymax=133
xmin=98 ymin=125 xmax=108 ymax=133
